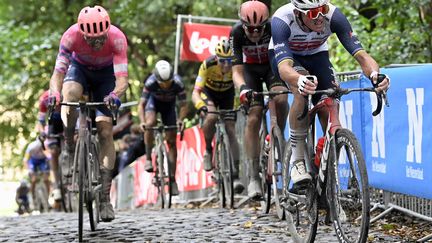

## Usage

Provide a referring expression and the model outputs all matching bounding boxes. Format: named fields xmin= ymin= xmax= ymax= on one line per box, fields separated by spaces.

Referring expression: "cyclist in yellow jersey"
xmin=192 ymin=39 xmax=244 ymax=194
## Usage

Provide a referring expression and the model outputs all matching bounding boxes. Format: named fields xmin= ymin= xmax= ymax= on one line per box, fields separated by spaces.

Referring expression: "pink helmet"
xmin=77 ymin=5 xmax=111 ymax=37
xmin=239 ymin=1 xmax=269 ymax=26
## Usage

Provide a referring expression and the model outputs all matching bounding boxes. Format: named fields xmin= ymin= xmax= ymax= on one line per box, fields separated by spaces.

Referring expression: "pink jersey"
xmin=55 ymin=24 xmax=128 ymax=77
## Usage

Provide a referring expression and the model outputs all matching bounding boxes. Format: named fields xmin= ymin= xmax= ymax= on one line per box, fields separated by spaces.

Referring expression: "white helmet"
xmin=153 ymin=60 xmax=173 ymax=83
xmin=291 ymin=0 xmax=329 ymax=9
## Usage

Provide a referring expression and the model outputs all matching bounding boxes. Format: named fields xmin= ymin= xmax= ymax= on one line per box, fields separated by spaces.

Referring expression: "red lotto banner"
xmin=180 ymin=23 xmax=232 ymax=62
xmin=134 ymin=126 xmax=215 ymax=207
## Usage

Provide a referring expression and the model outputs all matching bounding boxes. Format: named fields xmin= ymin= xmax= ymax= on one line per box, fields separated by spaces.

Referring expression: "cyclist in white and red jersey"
xmin=48 ymin=5 xmax=128 ymax=221
xmin=36 ymin=90 xmax=63 ymax=201
xmin=230 ymin=0 xmax=289 ymax=199
xmin=270 ymin=0 xmax=390 ymax=190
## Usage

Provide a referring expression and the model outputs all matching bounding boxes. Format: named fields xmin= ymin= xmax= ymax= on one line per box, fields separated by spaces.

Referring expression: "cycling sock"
xmin=289 ymin=129 xmax=307 ymax=164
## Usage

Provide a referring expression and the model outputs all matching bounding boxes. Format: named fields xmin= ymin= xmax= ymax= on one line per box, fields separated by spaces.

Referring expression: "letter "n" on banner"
xmin=406 ymin=88 xmax=423 ymax=163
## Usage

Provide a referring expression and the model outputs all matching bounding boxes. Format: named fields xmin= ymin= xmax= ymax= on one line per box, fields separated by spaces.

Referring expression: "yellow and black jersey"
xmin=194 ymin=55 xmax=233 ymax=92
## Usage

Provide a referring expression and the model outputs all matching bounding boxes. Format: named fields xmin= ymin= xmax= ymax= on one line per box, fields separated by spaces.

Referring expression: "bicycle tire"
xmin=77 ymin=140 xmax=85 ymax=243
xmin=270 ymin=126 xmax=286 ymax=220
xmin=214 ymin=141 xmax=226 ymax=208
xmin=158 ymin=143 xmax=172 ymax=209
xmin=258 ymin=128 xmax=271 ymax=214
xmin=221 ymin=133 xmax=234 ymax=209
xmin=327 ymin=129 xmax=370 ymax=243
xmin=282 ymin=140 xmax=318 ymax=243
xmin=87 ymin=137 xmax=100 ymax=231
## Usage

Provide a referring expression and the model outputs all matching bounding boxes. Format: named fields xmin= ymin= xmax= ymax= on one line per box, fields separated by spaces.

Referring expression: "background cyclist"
xmin=230 ymin=0 xmax=289 ymax=199
xmin=36 ymin=89 xmax=63 ymax=205
xmin=270 ymin=0 xmax=390 ymax=191
xmin=138 ymin=60 xmax=188 ymax=196
xmin=23 ymin=136 xmax=50 ymax=207
xmin=192 ymin=39 xmax=244 ymax=194
xmin=48 ymin=5 xmax=129 ymax=221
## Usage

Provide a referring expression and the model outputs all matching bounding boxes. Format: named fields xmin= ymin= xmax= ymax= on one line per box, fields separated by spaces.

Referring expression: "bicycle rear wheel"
xmin=327 ymin=129 xmax=370 ymax=243
xmin=282 ymin=140 xmax=318 ymax=243
xmin=270 ymin=126 xmax=285 ymax=220
xmin=258 ymin=128 xmax=271 ymax=214
xmin=158 ymin=144 xmax=172 ymax=209
xmin=221 ymin=134 xmax=234 ymax=209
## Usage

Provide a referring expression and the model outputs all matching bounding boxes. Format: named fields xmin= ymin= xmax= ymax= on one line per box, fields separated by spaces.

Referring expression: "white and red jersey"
xmin=270 ymin=3 xmax=363 ymax=65
xmin=54 ymin=24 xmax=128 ymax=77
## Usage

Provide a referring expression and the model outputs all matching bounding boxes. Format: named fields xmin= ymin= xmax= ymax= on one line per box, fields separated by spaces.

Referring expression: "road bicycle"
xmin=282 ymin=75 xmax=388 ymax=243
xmin=205 ymin=108 xmax=242 ymax=209
xmin=32 ymin=170 xmax=50 ymax=213
xmin=142 ymin=123 xmax=181 ymax=209
xmin=252 ymin=90 xmax=291 ymax=220
xmin=54 ymin=101 xmax=117 ymax=242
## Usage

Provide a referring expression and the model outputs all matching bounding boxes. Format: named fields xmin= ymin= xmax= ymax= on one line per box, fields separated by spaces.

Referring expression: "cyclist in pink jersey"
xmin=48 ymin=5 xmax=128 ymax=222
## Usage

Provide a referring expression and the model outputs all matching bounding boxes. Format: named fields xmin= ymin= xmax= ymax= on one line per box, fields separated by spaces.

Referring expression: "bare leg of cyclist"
xmin=226 ymin=120 xmax=244 ymax=194
xmin=166 ymin=130 xmax=179 ymax=196
xmin=61 ymin=82 xmax=82 ymax=170
xmin=201 ymin=105 xmax=217 ymax=171
xmin=97 ymin=119 xmax=116 ymax=222
xmin=245 ymin=106 xmax=263 ymax=199
xmin=289 ymin=92 xmax=312 ymax=192
xmin=144 ymin=111 xmax=157 ymax=172
xmin=270 ymin=85 xmax=289 ymax=133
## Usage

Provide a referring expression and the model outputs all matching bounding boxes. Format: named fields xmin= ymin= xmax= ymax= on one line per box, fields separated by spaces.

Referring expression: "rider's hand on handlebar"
xmin=297 ymin=75 xmax=317 ymax=96
xmin=48 ymin=90 xmax=61 ymax=107
xmin=198 ymin=106 xmax=208 ymax=117
xmin=239 ymin=85 xmax=253 ymax=105
xmin=177 ymin=119 xmax=185 ymax=131
xmin=103 ymin=91 xmax=121 ymax=108
xmin=370 ymin=72 xmax=390 ymax=93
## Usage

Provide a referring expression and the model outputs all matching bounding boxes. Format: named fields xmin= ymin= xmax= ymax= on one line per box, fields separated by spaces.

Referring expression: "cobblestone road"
xmin=0 ymin=205 xmax=405 ymax=243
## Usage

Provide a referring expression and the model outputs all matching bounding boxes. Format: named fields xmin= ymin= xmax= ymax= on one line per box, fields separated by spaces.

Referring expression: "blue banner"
xmin=338 ymin=65 xmax=432 ymax=199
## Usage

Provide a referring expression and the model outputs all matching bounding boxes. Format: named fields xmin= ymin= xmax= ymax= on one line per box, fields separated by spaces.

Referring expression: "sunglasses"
xmin=84 ymin=35 xmax=108 ymax=47
xmin=218 ymin=58 xmax=232 ymax=64
xmin=296 ymin=4 xmax=329 ymax=19
xmin=243 ymin=24 xmax=265 ymax=34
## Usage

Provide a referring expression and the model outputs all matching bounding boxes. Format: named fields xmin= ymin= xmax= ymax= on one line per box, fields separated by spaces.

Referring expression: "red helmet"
xmin=77 ymin=5 xmax=111 ymax=37
xmin=239 ymin=1 xmax=269 ymax=26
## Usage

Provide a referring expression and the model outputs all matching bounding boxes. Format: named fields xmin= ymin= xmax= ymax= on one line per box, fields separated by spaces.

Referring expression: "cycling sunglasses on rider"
xmin=296 ymin=4 xmax=330 ymax=19
xmin=242 ymin=22 xmax=266 ymax=34
xmin=217 ymin=57 xmax=232 ymax=65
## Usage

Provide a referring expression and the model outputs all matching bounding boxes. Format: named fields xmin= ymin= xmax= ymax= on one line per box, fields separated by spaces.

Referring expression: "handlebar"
xmin=297 ymin=84 xmax=389 ymax=120
xmin=48 ymin=101 xmax=119 ymax=126
xmin=250 ymin=90 xmax=292 ymax=98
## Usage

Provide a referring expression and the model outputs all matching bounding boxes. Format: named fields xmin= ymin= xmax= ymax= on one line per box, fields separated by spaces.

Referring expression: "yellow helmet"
xmin=215 ymin=39 xmax=232 ymax=58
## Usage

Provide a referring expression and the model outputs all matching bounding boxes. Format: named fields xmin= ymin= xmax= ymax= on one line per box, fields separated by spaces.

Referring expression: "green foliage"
xmin=1 ymin=0 xmax=431 ymax=168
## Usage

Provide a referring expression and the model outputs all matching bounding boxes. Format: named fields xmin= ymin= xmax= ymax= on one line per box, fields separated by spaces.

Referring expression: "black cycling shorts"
xmin=200 ymin=87 xmax=235 ymax=121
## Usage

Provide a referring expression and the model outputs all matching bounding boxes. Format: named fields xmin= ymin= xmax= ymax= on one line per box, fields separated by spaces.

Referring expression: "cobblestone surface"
xmin=0 ymin=205 xmax=406 ymax=242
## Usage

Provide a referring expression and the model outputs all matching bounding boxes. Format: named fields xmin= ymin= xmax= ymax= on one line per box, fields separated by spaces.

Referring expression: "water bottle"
xmin=314 ymin=137 xmax=325 ymax=168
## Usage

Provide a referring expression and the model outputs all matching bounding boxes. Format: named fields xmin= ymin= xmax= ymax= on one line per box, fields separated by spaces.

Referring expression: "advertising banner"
xmin=180 ymin=23 xmax=232 ymax=62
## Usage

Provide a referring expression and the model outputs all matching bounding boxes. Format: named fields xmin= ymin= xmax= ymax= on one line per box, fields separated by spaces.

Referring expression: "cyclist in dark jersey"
xmin=192 ymin=39 xmax=244 ymax=194
xmin=138 ymin=60 xmax=188 ymax=196
xmin=270 ymin=0 xmax=390 ymax=189
xmin=230 ymin=0 xmax=289 ymax=199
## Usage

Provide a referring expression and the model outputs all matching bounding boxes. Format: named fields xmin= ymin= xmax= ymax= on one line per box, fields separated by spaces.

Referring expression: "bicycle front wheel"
xmin=76 ymin=139 xmax=86 ymax=243
xmin=327 ymin=128 xmax=370 ymax=243
xmin=158 ymin=144 xmax=172 ymax=209
xmin=214 ymin=142 xmax=226 ymax=209
xmin=258 ymin=128 xmax=271 ymax=214
xmin=87 ymin=137 xmax=100 ymax=231
xmin=221 ymin=134 xmax=234 ymax=209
